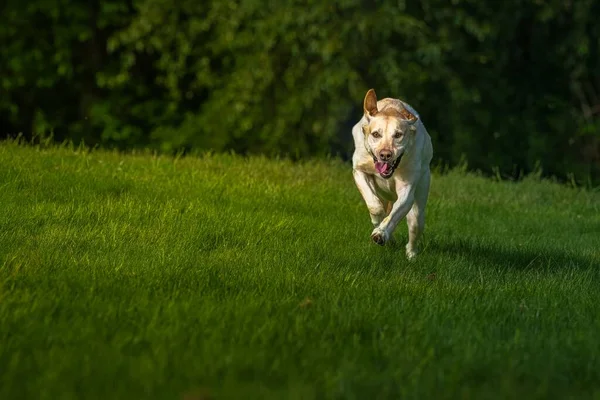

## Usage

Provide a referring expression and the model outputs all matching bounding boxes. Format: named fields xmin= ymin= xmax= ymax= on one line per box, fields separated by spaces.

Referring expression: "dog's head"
xmin=361 ymin=89 xmax=418 ymax=179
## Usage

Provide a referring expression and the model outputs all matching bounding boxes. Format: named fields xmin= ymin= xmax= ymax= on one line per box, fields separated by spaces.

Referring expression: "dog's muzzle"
xmin=373 ymin=153 xmax=403 ymax=179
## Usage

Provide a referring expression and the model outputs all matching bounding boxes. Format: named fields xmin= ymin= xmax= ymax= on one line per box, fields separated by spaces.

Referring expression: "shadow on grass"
xmin=426 ymin=236 xmax=598 ymax=271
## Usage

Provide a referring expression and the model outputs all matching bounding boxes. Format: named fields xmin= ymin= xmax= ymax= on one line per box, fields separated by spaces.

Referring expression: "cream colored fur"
xmin=351 ymin=89 xmax=433 ymax=260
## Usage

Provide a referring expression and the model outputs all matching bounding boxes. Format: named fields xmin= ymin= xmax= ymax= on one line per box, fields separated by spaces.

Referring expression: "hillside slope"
xmin=0 ymin=142 xmax=599 ymax=399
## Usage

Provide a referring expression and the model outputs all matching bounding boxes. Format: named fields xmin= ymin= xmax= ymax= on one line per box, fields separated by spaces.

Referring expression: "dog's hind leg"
xmin=406 ymin=170 xmax=430 ymax=260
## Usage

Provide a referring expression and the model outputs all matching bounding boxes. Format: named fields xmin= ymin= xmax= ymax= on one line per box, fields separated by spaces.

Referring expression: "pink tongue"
xmin=375 ymin=161 xmax=391 ymax=174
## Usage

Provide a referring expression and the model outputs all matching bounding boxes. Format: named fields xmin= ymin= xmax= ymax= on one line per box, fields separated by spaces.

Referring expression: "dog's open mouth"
xmin=374 ymin=154 xmax=403 ymax=179
xmin=375 ymin=161 xmax=394 ymax=178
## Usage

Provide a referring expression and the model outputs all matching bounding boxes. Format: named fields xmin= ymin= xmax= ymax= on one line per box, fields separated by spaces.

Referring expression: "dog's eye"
xmin=393 ymin=131 xmax=403 ymax=139
xmin=372 ymin=131 xmax=381 ymax=139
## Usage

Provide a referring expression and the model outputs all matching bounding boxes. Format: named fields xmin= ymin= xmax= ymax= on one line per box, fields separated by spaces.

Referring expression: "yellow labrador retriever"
xmin=352 ymin=89 xmax=433 ymax=259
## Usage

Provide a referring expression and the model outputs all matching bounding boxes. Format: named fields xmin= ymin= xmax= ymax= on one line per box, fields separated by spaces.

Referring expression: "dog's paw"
xmin=370 ymin=228 xmax=388 ymax=246
xmin=406 ymin=250 xmax=417 ymax=261
xmin=405 ymin=245 xmax=418 ymax=261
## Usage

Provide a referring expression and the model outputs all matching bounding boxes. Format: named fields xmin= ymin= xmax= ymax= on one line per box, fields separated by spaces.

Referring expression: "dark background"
xmin=2 ymin=0 xmax=599 ymax=184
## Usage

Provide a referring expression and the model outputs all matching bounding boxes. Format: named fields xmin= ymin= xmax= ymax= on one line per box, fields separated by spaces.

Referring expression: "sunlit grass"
xmin=1 ymin=141 xmax=599 ymax=399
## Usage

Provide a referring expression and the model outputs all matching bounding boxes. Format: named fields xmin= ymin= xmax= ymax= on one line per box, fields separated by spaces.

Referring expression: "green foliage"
xmin=0 ymin=0 xmax=130 ymax=143
xmin=1 ymin=0 xmax=599 ymax=183
xmin=1 ymin=143 xmax=600 ymax=398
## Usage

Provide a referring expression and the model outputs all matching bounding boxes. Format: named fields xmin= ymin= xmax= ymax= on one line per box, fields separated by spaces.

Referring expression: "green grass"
xmin=1 ymin=141 xmax=599 ymax=400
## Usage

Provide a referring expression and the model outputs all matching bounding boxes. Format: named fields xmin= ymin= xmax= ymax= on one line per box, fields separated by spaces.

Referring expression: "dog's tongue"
xmin=375 ymin=161 xmax=391 ymax=175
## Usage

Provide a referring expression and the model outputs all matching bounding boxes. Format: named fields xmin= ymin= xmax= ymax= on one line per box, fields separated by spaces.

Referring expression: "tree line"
xmin=2 ymin=0 xmax=599 ymax=184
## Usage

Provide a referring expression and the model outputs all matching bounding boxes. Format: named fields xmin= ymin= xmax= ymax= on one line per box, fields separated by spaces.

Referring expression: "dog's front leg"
xmin=353 ymin=169 xmax=386 ymax=227
xmin=370 ymin=183 xmax=415 ymax=246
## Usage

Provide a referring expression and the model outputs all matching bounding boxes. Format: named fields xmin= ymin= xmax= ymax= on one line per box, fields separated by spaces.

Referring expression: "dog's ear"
xmin=400 ymin=107 xmax=418 ymax=130
xmin=363 ymin=89 xmax=378 ymax=118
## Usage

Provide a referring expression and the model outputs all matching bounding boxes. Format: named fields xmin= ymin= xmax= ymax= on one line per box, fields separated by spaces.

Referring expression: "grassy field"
xmin=0 ymin=141 xmax=599 ymax=400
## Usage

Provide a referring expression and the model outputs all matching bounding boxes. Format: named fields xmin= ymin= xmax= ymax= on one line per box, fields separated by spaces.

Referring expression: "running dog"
xmin=351 ymin=89 xmax=433 ymax=259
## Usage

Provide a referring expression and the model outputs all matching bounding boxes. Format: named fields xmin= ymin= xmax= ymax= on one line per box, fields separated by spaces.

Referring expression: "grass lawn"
xmin=0 ymin=141 xmax=599 ymax=399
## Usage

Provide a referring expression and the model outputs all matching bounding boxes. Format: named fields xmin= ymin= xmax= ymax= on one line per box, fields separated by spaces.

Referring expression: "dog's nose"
xmin=379 ymin=150 xmax=392 ymax=161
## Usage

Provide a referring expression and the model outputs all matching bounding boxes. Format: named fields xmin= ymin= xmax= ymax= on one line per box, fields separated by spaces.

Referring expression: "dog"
xmin=351 ymin=89 xmax=433 ymax=259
